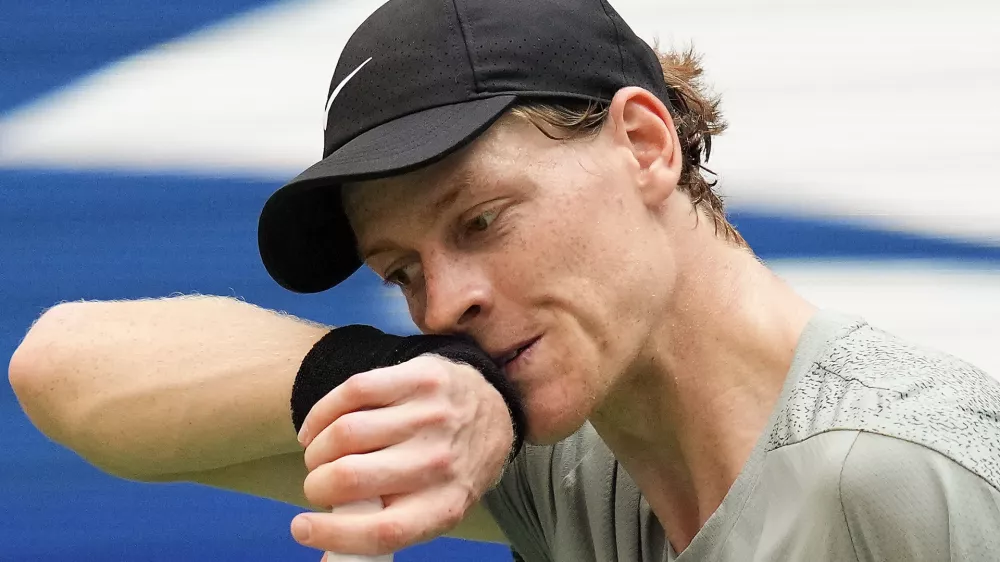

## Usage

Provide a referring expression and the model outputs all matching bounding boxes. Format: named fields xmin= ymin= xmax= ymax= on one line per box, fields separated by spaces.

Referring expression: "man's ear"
xmin=606 ymin=87 xmax=683 ymax=209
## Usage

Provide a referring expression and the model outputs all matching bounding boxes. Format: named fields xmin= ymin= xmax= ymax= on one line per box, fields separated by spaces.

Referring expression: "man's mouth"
xmin=497 ymin=337 xmax=540 ymax=367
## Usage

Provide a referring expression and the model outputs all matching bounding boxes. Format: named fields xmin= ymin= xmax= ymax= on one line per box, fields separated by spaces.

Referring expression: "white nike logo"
xmin=324 ymin=57 xmax=373 ymax=131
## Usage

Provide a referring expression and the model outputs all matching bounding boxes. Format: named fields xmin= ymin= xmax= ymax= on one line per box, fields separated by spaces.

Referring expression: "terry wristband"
xmin=290 ymin=324 xmax=526 ymax=461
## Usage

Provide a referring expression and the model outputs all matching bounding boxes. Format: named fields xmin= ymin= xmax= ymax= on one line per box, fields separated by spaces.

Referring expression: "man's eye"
xmin=468 ymin=209 xmax=499 ymax=233
xmin=382 ymin=268 xmax=411 ymax=288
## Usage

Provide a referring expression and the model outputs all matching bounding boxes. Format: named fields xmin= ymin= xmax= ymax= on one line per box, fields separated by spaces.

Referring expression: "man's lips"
xmin=494 ymin=337 xmax=540 ymax=367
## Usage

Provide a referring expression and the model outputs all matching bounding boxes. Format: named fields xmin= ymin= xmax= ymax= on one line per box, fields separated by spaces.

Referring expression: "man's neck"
xmin=589 ymin=245 xmax=816 ymax=553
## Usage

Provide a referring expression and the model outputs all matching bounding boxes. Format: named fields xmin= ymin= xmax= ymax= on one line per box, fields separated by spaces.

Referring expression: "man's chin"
xmin=523 ymin=410 xmax=589 ymax=446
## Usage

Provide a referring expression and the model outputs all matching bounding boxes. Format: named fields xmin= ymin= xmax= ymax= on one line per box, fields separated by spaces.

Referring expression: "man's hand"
xmin=291 ymin=354 xmax=514 ymax=556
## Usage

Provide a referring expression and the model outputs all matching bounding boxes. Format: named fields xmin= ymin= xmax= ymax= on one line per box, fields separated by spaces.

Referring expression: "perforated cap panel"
xmin=260 ymin=0 xmax=676 ymax=293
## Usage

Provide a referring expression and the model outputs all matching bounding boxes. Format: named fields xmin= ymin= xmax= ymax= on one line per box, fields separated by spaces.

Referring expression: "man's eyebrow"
xmin=360 ymin=170 xmax=479 ymax=261
xmin=429 ymin=169 xmax=477 ymax=214
xmin=360 ymin=240 xmax=396 ymax=262
xmin=430 ymin=185 xmax=461 ymax=216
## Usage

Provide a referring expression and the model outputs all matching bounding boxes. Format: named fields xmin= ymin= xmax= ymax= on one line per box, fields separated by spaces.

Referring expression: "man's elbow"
xmin=8 ymin=302 xmax=140 ymax=478
xmin=9 ymin=303 xmax=80 ymax=441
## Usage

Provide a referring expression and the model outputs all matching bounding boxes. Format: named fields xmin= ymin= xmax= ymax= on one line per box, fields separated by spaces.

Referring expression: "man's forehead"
xmin=343 ymin=114 xmax=535 ymax=229
xmin=342 ymin=156 xmax=493 ymax=254
xmin=344 ymin=159 xmax=480 ymax=217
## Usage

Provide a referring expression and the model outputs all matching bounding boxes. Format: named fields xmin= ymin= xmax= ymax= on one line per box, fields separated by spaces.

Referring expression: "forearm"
xmin=167 ymin=452 xmax=313 ymax=508
xmin=8 ymin=295 xmax=328 ymax=479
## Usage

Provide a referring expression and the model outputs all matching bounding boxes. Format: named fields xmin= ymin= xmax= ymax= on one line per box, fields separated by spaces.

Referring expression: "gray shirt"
xmin=482 ymin=310 xmax=1000 ymax=561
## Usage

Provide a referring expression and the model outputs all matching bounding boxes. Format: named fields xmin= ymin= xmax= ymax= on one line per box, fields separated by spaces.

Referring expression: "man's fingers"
xmin=299 ymin=355 xmax=456 ymax=447
xmin=298 ymin=365 xmax=411 ymax=446
xmin=292 ymin=486 xmax=470 ymax=555
xmin=302 ymin=443 xmax=454 ymax=508
xmin=303 ymin=402 xmax=444 ymax=471
xmin=292 ymin=509 xmax=408 ymax=556
xmin=303 ymin=407 xmax=395 ymax=471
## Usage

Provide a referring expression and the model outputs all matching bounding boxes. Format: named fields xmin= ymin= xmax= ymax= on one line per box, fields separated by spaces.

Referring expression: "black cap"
xmin=258 ymin=0 xmax=674 ymax=294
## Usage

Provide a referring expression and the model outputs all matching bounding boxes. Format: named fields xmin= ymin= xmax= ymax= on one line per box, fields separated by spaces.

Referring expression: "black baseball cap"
xmin=258 ymin=0 xmax=675 ymax=294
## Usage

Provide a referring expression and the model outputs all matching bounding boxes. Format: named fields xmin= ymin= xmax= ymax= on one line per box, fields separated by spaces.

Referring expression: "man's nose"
xmin=418 ymin=253 xmax=493 ymax=334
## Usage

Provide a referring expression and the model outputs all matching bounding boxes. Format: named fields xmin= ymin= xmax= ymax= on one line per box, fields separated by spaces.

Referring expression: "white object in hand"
xmin=326 ymin=498 xmax=393 ymax=562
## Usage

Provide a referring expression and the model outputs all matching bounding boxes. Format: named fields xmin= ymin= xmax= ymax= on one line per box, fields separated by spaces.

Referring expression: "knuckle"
xmin=332 ymin=460 xmax=362 ymax=494
xmin=374 ymin=518 xmax=407 ymax=552
xmin=341 ymin=374 xmax=371 ymax=402
xmin=330 ymin=417 xmax=355 ymax=451
xmin=417 ymin=405 xmax=451 ymax=429
xmin=304 ymin=418 xmax=354 ymax=471
xmin=414 ymin=355 xmax=454 ymax=386
xmin=419 ymin=368 xmax=448 ymax=393
xmin=302 ymin=460 xmax=364 ymax=508
xmin=427 ymin=447 xmax=458 ymax=477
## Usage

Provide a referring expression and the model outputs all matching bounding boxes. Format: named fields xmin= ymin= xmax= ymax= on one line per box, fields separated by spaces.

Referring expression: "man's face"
xmin=343 ymin=110 xmax=678 ymax=443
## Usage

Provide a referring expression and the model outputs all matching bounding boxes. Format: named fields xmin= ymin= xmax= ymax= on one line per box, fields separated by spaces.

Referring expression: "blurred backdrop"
xmin=2 ymin=0 xmax=999 ymax=560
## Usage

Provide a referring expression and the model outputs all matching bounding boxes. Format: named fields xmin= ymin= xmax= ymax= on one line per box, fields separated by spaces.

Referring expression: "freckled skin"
xmin=343 ymin=107 xmax=679 ymax=444
xmin=344 ymin=89 xmax=819 ymax=552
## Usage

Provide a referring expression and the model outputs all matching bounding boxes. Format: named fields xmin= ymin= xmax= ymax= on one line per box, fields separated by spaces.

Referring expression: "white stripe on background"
xmin=1 ymin=0 xmax=998 ymax=245
xmin=773 ymin=260 xmax=1000 ymax=378
xmin=373 ymin=260 xmax=1000 ymax=378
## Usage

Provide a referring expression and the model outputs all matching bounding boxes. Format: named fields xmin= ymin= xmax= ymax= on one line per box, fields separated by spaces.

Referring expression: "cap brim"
xmin=258 ymin=95 xmax=518 ymax=294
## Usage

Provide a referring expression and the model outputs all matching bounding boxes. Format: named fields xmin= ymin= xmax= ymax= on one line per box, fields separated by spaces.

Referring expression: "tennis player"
xmin=10 ymin=0 xmax=1000 ymax=560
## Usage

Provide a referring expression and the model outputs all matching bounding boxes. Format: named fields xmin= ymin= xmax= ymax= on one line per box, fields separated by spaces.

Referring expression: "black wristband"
xmin=291 ymin=325 xmax=526 ymax=460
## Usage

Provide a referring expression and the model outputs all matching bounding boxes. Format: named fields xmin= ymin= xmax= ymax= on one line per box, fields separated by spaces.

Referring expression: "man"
xmin=9 ymin=0 xmax=1000 ymax=560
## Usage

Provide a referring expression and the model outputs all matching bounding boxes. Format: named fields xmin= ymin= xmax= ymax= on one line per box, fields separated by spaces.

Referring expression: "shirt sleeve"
xmin=840 ymin=431 xmax=1000 ymax=562
xmin=480 ymin=424 xmax=607 ymax=562
xmin=480 ymin=442 xmax=557 ymax=562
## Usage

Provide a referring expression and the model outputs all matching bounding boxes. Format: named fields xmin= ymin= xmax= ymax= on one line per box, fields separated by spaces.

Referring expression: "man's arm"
xmin=840 ymin=432 xmax=1000 ymax=561
xmin=8 ymin=296 xmax=318 ymax=478
xmin=7 ymin=295 xmax=506 ymax=543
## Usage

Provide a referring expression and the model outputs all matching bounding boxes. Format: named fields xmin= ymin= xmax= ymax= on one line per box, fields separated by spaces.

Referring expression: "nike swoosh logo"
xmin=324 ymin=57 xmax=373 ymax=131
